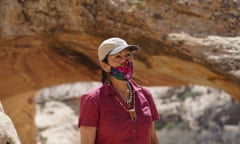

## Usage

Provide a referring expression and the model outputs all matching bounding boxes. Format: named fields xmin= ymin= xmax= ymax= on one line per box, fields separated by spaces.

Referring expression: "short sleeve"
xmin=142 ymin=87 xmax=160 ymax=121
xmin=78 ymin=92 xmax=99 ymax=127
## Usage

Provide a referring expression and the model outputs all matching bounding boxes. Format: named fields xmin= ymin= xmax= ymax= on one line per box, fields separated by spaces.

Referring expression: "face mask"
xmin=110 ymin=60 xmax=133 ymax=80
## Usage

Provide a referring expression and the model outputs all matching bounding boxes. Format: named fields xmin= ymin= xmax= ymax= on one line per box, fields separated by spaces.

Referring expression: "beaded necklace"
xmin=114 ymin=81 xmax=137 ymax=121
xmin=119 ymin=81 xmax=133 ymax=105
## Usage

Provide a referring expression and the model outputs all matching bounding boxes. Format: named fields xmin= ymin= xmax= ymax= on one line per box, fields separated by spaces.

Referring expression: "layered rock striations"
xmin=1 ymin=0 xmax=239 ymax=99
xmin=0 ymin=0 xmax=240 ymax=143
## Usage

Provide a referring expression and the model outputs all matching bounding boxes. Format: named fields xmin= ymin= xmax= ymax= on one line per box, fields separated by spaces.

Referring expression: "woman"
xmin=78 ymin=37 xmax=160 ymax=144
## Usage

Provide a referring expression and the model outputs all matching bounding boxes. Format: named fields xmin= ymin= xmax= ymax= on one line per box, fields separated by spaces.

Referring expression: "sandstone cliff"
xmin=0 ymin=0 xmax=240 ymax=143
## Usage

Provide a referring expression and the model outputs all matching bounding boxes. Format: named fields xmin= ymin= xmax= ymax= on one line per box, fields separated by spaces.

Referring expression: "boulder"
xmin=0 ymin=101 xmax=21 ymax=144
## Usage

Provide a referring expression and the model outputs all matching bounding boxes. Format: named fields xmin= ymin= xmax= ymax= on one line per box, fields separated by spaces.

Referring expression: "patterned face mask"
xmin=110 ymin=60 xmax=133 ymax=81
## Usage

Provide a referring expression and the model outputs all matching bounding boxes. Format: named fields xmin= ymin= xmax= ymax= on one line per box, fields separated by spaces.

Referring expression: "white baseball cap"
xmin=98 ymin=37 xmax=140 ymax=61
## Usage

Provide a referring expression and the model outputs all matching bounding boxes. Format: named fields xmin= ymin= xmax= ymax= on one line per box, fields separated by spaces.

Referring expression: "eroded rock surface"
xmin=0 ymin=101 xmax=21 ymax=144
xmin=1 ymin=0 xmax=240 ymax=144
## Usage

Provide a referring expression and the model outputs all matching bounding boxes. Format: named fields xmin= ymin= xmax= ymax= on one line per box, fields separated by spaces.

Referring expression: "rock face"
xmin=35 ymin=82 xmax=100 ymax=144
xmin=0 ymin=0 xmax=240 ymax=99
xmin=0 ymin=101 xmax=21 ymax=144
xmin=1 ymin=0 xmax=240 ymax=144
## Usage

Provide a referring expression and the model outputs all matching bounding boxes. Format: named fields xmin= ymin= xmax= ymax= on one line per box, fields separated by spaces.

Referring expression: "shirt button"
xmin=132 ymin=129 xmax=136 ymax=133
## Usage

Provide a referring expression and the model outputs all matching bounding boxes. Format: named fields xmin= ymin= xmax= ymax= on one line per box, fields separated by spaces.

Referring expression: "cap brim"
xmin=109 ymin=45 xmax=139 ymax=55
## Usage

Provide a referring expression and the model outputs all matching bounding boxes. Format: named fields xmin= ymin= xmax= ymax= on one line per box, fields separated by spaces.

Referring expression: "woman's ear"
xmin=99 ymin=61 xmax=111 ymax=72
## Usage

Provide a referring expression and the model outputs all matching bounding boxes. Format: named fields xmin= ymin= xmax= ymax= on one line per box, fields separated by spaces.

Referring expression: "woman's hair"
xmin=101 ymin=56 xmax=109 ymax=83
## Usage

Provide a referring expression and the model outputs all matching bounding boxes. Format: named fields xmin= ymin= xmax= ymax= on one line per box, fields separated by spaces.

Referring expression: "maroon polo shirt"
xmin=78 ymin=80 xmax=159 ymax=144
